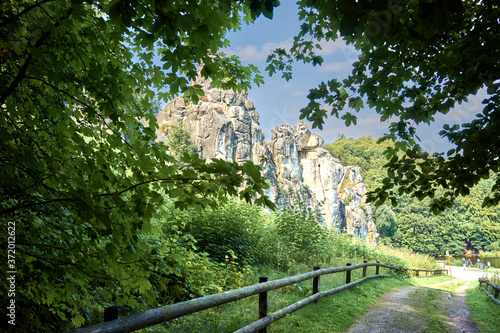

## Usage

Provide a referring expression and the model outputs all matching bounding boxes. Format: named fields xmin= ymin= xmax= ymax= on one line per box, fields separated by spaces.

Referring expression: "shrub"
xmin=261 ymin=195 xmax=331 ymax=268
xmin=161 ymin=199 xmax=264 ymax=266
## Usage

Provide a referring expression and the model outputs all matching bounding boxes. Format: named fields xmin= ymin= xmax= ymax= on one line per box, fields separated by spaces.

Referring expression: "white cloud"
xmin=314 ymin=38 xmax=357 ymax=58
xmin=308 ymin=113 xmax=390 ymax=144
xmin=225 ymin=36 xmax=359 ymax=66
xmin=292 ymin=90 xmax=308 ymax=96
xmin=257 ymin=105 xmax=302 ymax=140
xmin=320 ymin=59 xmax=357 ymax=73
xmin=415 ymin=125 xmax=453 ymax=154
xmin=225 ymin=38 xmax=294 ymax=62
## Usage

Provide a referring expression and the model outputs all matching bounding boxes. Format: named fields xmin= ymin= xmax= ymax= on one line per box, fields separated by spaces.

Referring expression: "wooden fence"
xmin=478 ymin=279 xmax=500 ymax=305
xmin=411 ymin=268 xmax=448 ymax=277
xmin=68 ymin=261 xmax=400 ymax=333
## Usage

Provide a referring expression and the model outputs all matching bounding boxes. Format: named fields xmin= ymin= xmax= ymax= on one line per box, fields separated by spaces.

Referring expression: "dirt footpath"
xmin=345 ymin=280 xmax=479 ymax=333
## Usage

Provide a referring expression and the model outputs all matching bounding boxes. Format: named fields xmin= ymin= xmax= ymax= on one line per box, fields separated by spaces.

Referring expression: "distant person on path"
xmin=462 ymin=258 xmax=466 ymax=269
xmin=467 ymin=259 xmax=472 ymax=269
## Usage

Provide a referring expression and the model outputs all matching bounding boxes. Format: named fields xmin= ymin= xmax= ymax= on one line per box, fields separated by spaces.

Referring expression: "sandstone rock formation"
xmin=156 ymin=76 xmax=379 ymax=245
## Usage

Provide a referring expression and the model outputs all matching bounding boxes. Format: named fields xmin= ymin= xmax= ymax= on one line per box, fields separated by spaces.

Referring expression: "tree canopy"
xmin=267 ymin=0 xmax=500 ymax=213
xmin=1 ymin=0 xmax=278 ymax=328
xmin=326 ymin=136 xmax=500 ymax=255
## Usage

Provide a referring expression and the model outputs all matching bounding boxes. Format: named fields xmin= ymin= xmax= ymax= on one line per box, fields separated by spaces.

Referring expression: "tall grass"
xmin=82 ymin=198 xmax=443 ymax=332
xmin=376 ymin=245 xmax=440 ymax=269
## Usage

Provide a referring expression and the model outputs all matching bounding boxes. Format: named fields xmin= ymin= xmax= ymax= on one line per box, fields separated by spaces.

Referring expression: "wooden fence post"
xmin=416 ymin=270 xmax=419 ymax=277
xmin=259 ymin=276 xmax=268 ymax=333
xmin=313 ymin=266 xmax=320 ymax=303
xmin=104 ymin=306 xmax=127 ymax=322
xmin=376 ymin=261 xmax=380 ymax=275
xmin=362 ymin=260 xmax=367 ymax=277
xmin=346 ymin=263 xmax=352 ymax=284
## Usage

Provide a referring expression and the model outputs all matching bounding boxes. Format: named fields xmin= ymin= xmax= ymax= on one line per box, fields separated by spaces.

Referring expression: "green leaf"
xmin=71 ymin=315 xmax=86 ymax=328
xmin=182 ymin=85 xmax=205 ymax=104
xmin=311 ymin=55 xmax=323 ymax=66
xmin=339 ymin=15 xmax=359 ymax=37
xmin=348 ymin=97 xmax=364 ymax=112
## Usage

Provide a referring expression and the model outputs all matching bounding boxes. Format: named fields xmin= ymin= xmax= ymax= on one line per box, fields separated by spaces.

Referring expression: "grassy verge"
xmin=408 ymin=275 xmax=456 ymax=287
xmin=114 ymin=199 xmax=445 ymax=333
xmin=430 ymin=281 xmax=467 ymax=293
xmin=131 ymin=242 xmax=444 ymax=333
xmin=140 ymin=269 xmax=491 ymax=333
xmin=138 ymin=274 xmax=464 ymax=333
xmin=267 ymin=276 xmax=409 ymax=332
xmin=465 ymin=281 xmax=500 ymax=332
xmin=144 ymin=269 xmax=410 ymax=333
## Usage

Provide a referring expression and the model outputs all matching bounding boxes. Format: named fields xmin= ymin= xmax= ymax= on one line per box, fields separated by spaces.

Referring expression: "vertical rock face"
xmin=156 ymin=76 xmax=379 ymax=245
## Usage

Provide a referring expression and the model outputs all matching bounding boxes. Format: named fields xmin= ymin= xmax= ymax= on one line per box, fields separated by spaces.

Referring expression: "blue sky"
xmin=223 ymin=2 xmax=484 ymax=154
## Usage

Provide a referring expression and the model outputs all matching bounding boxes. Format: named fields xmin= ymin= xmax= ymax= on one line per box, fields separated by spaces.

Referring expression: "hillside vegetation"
xmin=325 ymin=137 xmax=500 ymax=256
xmin=15 ymin=194 xmax=438 ymax=332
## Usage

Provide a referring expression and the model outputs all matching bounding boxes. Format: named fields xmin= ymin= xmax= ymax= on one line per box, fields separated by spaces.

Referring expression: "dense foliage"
xmin=267 ymin=0 xmax=500 ymax=212
xmin=326 ymin=137 xmax=500 ymax=256
xmin=1 ymin=0 xmax=280 ymax=331
xmin=4 ymin=0 xmax=496 ymax=330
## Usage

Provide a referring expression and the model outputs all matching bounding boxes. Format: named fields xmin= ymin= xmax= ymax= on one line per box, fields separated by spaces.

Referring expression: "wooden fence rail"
xmin=411 ymin=269 xmax=448 ymax=277
xmin=234 ymin=274 xmax=390 ymax=333
xmin=478 ymin=279 xmax=500 ymax=305
xmin=68 ymin=262 xmax=399 ymax=333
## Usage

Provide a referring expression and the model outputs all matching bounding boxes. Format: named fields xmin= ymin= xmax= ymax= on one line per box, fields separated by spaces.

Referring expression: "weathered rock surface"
xmin=156 ymin=76 xmax=378 ymax=244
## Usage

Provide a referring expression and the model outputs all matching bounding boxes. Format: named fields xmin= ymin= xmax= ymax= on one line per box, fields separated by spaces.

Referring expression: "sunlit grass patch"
xmin=431 ymin=281 xmax=468 ymax=293
xmin=408 ymin=275 xmax=456 ymax=287
xmin=465 ymin=281 xmax=500 ymax=333
xmin=407 ymin=288 xmax=453 ymax=333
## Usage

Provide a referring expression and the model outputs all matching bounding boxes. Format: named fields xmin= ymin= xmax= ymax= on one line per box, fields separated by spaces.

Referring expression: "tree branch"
xmin=0 ymin=0 xmax=58 ymax=28
xmin=0 ymin=176 xmax=227 ymax=216
xmin=0 ymin=5 xmax=74 ymax=104
xmin=24 ymin=76 xmax=134 ymax=149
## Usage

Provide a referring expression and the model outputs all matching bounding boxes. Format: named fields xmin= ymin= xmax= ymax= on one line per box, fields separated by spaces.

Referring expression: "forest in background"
xmin=326 ymin=136 xmax=500 ymax=256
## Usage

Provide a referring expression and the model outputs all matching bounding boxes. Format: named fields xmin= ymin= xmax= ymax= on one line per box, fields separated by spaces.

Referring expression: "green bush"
xmin=161 ymin=199 xmax=264 ymax=266
xmin=259 ymin=196 xmax=333 ymax=269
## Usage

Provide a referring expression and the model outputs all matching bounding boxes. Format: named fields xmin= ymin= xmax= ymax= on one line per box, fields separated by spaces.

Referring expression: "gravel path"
xmin=346 ymin=286 xmax=430 ymax=333
xmin=345 ymin=277 xmax=481 ymax=333
xmin=444 ymin=281 xmax=479 ymax=333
